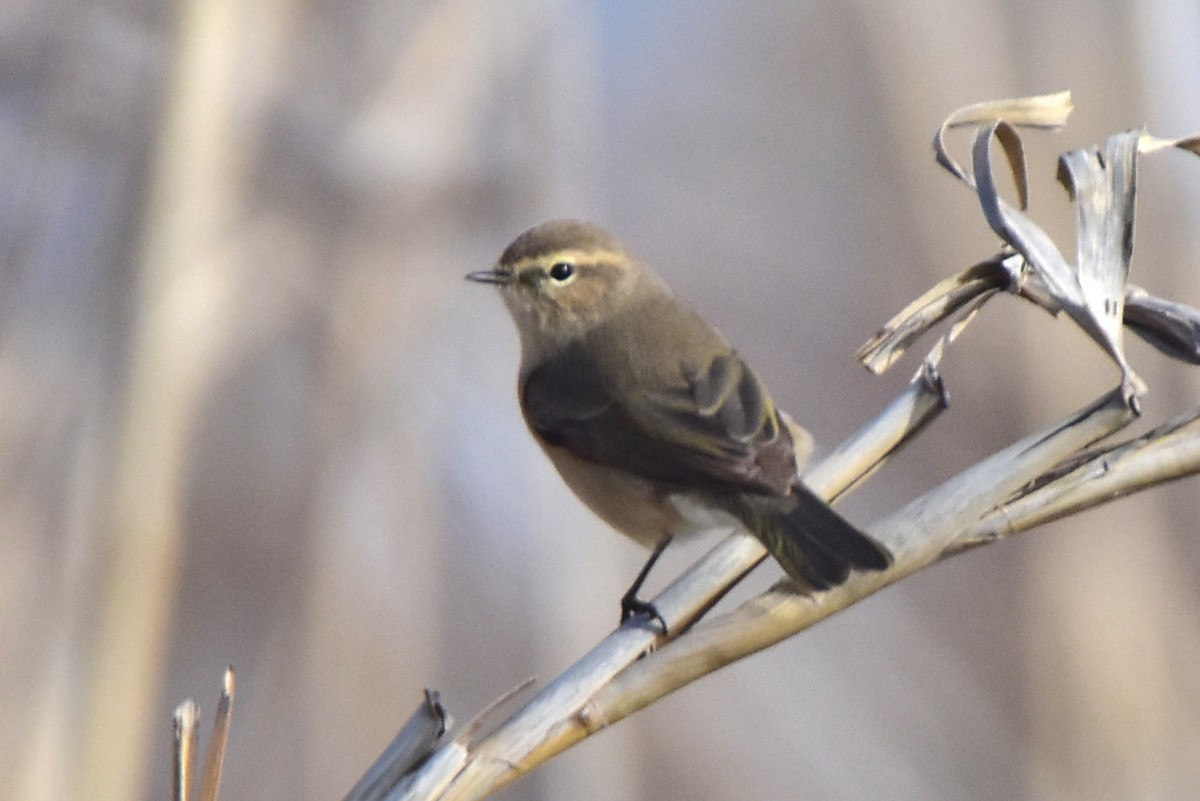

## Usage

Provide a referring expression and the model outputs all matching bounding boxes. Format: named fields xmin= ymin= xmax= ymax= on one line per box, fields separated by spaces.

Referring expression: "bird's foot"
xmin=620 ymin=593 xmax=669 ymax=635
xmin=618 ymin=537 xmax=673 ymax=634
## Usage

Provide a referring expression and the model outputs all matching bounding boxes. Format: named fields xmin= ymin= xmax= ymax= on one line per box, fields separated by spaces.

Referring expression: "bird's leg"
xmin=620 ymin=537 xmax=672 ymax=634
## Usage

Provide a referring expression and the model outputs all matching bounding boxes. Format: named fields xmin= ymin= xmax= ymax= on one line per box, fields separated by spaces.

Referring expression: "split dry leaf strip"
xmin=1124 ymin=286 xmax=1200 ymax=365
xmin=933 ymin=90 xmax=1074 ymax=193
xmin=861 ymin=91 xmax=1200 ymax=565
xmin=863 ymin=90 xmax=1200 ymax=398
xmin=959 ymin=404 xmax=1200 ymax=552
xmin=1055 ymin=130 xmax=1141 ymax=398
xmin=855 ymin=254 xmax=1019 ymax=374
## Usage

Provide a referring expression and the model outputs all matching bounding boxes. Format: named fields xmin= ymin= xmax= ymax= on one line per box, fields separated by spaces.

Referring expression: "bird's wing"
xmin=521 ymin=347 xmax=797 ymax=496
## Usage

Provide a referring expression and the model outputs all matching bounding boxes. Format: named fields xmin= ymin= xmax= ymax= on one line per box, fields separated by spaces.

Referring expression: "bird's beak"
xmin=465 ymin=268 xmax=513 ymax=285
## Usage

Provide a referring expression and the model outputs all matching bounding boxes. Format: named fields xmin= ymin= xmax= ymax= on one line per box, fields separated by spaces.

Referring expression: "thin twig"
xmin=173 ymin=701 xmax=199 ymax=801
xmin=199 ymin=668 xmax=235 ymax=801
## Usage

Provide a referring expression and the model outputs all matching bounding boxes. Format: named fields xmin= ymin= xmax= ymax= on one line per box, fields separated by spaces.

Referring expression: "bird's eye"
xmin=548 ymin=261 xmax=575 ymax=282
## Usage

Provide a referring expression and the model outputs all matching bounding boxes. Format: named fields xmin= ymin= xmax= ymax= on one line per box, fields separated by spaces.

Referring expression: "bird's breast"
xmin=536 ymin=439 xmax=744 ymax=548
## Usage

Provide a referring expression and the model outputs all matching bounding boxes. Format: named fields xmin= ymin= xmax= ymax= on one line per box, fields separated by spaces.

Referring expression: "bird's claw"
xmin=620 ymin=595 xmax=669 ymax=635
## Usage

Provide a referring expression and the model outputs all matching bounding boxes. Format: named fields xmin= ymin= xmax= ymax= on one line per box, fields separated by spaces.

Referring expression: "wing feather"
xmin=521 ymin=345 xmax=796 ymax=496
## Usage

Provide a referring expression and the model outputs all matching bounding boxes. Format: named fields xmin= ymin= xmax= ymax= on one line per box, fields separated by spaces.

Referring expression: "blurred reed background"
xmin=4 ymin=1 xmax=1200 ymax=800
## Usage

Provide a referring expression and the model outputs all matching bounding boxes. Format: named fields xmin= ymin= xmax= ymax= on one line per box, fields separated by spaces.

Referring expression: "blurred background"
xmin=4 ymin=1 xmax=1200 ymax=800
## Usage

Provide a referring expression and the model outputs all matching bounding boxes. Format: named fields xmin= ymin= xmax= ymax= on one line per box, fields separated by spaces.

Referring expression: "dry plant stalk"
xmin=173 ymin=668 xmax=235 ymax=801
xmin=176 ymin=92 xmax=1200 ymax=801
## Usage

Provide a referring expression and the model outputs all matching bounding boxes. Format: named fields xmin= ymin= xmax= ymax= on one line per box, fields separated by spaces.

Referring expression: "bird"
xmin=467 ymin=220 xmax=891 ymax=627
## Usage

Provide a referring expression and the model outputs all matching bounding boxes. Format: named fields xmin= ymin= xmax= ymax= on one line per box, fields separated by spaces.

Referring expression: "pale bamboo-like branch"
xmin=173 ymin=701 xmax=199 ymax=801
xmin=276 ymin=367 xmax=1194 ymax=801
xmin=960 ymin=405 xmax=1200 ymax=546
xmin=426 ymin=388 xmax=1136 ymax=801
xmin=379 ymin=369 xmax=949 ymax=801
xmin=586 ymin=388 xmax=1137 ymax=729
xmin=822 ymin=360 xmax=948 ymax=500
xmin=199 ymin=669 xmax=235 ymax=801
xmin=344 ymin=691 xmax=453 ymax=801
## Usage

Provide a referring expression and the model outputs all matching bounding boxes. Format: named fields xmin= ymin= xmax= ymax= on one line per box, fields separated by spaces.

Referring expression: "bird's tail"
xmin=746 ymin=484 xmax=891 ymax=590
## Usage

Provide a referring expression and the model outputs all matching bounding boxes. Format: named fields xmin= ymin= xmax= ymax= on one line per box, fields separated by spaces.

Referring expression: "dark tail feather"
xmin=764 ymin=483 xmax=892 ymax=590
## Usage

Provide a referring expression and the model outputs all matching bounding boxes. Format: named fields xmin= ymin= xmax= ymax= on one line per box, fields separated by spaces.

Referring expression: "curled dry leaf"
xmin=868 ymin=91 xmax=1200 ymax=410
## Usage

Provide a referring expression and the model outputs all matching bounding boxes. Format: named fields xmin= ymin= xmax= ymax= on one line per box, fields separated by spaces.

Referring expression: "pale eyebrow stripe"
xmin=506 ymin=248 xmax=625 ymax=272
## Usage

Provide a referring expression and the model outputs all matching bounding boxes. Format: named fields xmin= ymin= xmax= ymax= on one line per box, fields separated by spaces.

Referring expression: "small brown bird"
xmin=468 ymin=220 xmax=890 ymax=624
